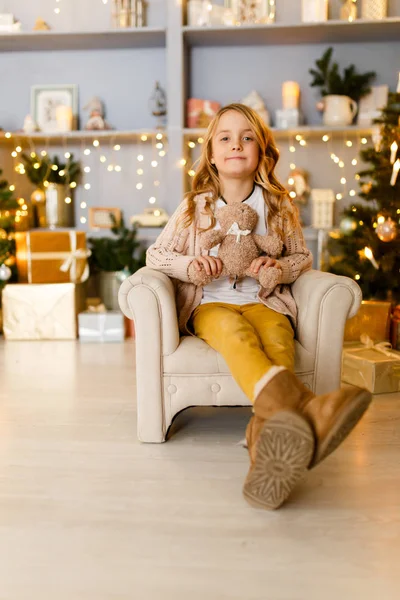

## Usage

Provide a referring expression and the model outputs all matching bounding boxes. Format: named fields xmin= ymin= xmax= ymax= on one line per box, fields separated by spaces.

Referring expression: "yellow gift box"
xmin=15 ymin=230 xmax=90 ymax=284
xmin=1 ymin=282 xmax=86 ymax=340
xmin=344 ymin=300 xmax=392 ymax=342
xmin=342 ymin=342 xmax=400 ymax=394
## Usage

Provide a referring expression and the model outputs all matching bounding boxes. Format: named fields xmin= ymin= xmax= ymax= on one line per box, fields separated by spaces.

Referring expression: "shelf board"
xmin=0 ymin=28 xmax=166 ymax=52
xmin=0 ymin=129 xmax=166 ymax=144
xmin=184 ymin=125 xmax=374 ymax=139
xmin=183 ymin=18 xmax=400 ymax=47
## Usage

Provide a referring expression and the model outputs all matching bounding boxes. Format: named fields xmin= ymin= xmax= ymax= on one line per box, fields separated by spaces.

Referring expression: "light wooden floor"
xmin=0 ymin=340 xmax=399 ymax=600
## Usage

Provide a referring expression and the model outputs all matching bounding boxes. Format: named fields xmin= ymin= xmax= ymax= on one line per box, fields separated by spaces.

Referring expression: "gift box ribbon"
xmin=25 ymin=230 xmax=91 ymax=283
xmin=353 ymin=334 xmax=400 ymax=377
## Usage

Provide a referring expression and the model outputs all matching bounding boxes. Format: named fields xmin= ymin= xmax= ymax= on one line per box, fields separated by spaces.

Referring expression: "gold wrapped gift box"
xmin=1 ymin=283 xmax=86 ymax=340
xmin=15 ymin=230 xmax=89 ymax=284
xmin=344 ymin=300 xmax=392 ymax=342
xmin=342 ymin=345 xmax=400 ymax=394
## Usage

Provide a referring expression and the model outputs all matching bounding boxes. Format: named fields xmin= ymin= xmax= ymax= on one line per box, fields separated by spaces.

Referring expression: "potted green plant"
xmin=309 ymin=47 xmax=376 ymax=126
xmin=88 ymin=214 xmax=146 ymax=310
xmin=21 ymin=152 xmax=81 ymax=228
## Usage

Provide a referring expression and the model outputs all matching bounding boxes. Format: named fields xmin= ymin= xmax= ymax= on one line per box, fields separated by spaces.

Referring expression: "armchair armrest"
xmin=118 ymin=267 xmax=180 ymax=356
xmin=292 ymin=269 xmax=362 ymax=394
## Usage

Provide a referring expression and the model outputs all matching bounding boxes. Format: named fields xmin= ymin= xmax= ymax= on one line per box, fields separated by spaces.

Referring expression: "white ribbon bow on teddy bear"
xmin=226 ymin=221 xmax=252 ymax=243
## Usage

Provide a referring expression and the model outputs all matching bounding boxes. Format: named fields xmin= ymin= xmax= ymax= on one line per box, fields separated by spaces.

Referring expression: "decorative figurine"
xmin=83 ymin=97 xmax=112 ymax=131
xmin=33 ymin=18 xmax=51 ymax=31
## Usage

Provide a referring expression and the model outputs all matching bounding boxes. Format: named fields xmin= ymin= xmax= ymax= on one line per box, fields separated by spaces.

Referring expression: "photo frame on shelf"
xmin=31 ymin=84 xmax=78 ymax=133
xmin=88 ymin=207 xmax=121 ymax=230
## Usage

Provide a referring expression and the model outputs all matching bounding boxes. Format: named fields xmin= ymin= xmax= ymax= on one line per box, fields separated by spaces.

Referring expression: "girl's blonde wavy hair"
xmin=177 ymin=103 xmax=297 ymax=236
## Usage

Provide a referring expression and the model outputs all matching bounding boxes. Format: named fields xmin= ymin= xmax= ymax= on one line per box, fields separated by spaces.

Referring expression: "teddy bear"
xmin=188 ymin=203 xmax=283 ymax=295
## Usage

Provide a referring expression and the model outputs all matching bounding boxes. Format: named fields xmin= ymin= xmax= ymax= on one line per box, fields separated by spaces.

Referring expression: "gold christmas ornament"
xmin=361 ymin=182 xmax=372 ymax=194
xmin=376 ymin=217 xmax=397 ymax=242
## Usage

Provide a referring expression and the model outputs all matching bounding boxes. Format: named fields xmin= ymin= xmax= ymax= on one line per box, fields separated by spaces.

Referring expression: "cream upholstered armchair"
xmin=118 ymin=268 xmax=361 ymax=443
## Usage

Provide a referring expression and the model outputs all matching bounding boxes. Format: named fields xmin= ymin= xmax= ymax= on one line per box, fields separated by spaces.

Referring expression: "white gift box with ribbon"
xmin=78 ymin=309 xmax=125 ymax=343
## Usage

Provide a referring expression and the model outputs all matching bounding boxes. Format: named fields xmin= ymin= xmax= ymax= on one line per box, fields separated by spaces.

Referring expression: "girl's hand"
xmin=191 ymin=255 xmax=223 ymax=277
xmin=249 ymin=257 xmax=282 ymax=276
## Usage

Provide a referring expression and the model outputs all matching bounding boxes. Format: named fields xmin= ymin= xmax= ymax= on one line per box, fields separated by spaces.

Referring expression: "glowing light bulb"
xmin=41 ymin=150 xmax=47 ymax=157
xmin=51 ymin=165 xmax=58 ymax=171
xmin=156 ymin=133 xmax=163 ymax=140
xmin=288 ymin=177 xmax=294 ymax=185
xmin=188 ymin=170 xmax=195 ymax=177
xmin=107 ymin=165 xmax=114 ymax=172
xmin=349 ymin=190 xmax=356 ymax=196
xmin=80 ymin=202 xmax=87 ymax=209
xmin=180 ymin=159 xmax=187 ymax=166
xmin=352 ymin=159 xmax=357 ymax=166
xmin=141 ymin=135 xmax=148 ymax=141
xmin=5 ymin=132 xmax=11 ymax=139
xmin=340 ymin=177 xmax=346 ymax=184
xmin=93 ymin=140 xmax=100 ymax=147
xmin=136 ymin=183 xmax=143 ymax=190
xmin=114 ymin=144 xmax=121 ymax=151
xmin=289 ymin=146 xmax=296 ymax=153
xmin=70 ymin=182 xmax=77 ymax=188
xmin=188 ymin=141 xmax=196 ymax=148
xmin=336 ymin=193 xmax=343 ymax=200
xmin=159 ymin=150 xmax=166 ymax=157
xmin=355 ymin=274 xmax=360 ymax=280
xmin=156 ymin=143 xmax=163 ymax=149
xmin=16 ymin=146 xmax=22 ymax=152
xmin=295 ymin=135 xmax=302 ymax=141
xmin=33 ymin=162 xmax=40 ymax=169
xmin=149 ymin=196 xmax=156 ymax=204
xmin=11 ymin=151 xmax=17 ymax=158
xmin=151 ymin=160 xmax=158 ymax=167
xmin=84 ymin=149 xmax=91 ymax=156
xmin=377 ymin=215 xmax=385 ymax=224
xmin=338 ymin=161 xmax=345 ymax=168
xmin=9 ymin=185 xmax=15 ymax=191
xmin=137 ymin=154 xmax=144 ymax=162
xmin=115 ymin=165 xmax=122 ymax=172
xmin=100 ymin=155 xmax=107 ymax=163
xmin=84 ymin=183 xmax=91 ymax=190
xmin=65 ymin=197 xmax=72 ymax=204
xmin=322 ymin=135 xmax=329 ymax=142
xmin=289 ymin=191 xmax=296 ymax=198
xmin=290 ymin=163 xmax=296 ymax=170
xmin=64 ymin=152 xmax=71 ymax=159
xmin=198 ymin=137 xmax=204 ymax=144
xmin=361 ymin=137 xmax=368 ymax=145
xmin=80 ymin=217 xmax=87 ymax=224
xmin=84 ymin=166 xmax=91 ymax=173
xmin=137 ymin=168 xmax=144 ymax=175
xmin=346 ymin=141 xmax=353 ymax=147
xmin=59 ymin=170 xmax=65 ymax=176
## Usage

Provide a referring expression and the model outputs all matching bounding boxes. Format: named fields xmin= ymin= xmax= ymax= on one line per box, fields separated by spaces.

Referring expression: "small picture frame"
xmin=31 ymin=84 xmax=78 ymax=133
xmin=89 ymin=207 xmax=121 ymax=230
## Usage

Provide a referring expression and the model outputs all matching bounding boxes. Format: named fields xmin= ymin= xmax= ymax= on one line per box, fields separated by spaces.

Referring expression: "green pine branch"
xmin=309 ymin=47 xmax=376 ymax=102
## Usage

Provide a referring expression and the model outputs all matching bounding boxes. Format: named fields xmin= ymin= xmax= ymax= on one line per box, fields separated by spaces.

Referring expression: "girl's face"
xmin=211 ymin=110 xmax=259 ymax=181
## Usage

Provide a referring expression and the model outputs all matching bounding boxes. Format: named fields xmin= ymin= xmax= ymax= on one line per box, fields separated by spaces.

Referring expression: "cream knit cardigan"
xmin=146 ymin=192 xmax=313 ymax=334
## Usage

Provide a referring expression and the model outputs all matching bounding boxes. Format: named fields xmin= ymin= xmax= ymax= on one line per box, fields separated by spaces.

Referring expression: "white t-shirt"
xmin=201 ymin=184 xmax=268 ymax=305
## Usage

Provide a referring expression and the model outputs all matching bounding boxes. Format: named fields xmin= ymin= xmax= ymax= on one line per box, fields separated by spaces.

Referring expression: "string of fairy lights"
xmin=3 ymin=130 xmax=167 ymax=227
xmin=181 ymin=128 xmax=370 ymax=203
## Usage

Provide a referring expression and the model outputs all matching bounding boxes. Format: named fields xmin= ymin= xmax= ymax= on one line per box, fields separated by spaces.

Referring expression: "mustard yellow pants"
xmin=191 ymin=302 xmax=295 ymax=403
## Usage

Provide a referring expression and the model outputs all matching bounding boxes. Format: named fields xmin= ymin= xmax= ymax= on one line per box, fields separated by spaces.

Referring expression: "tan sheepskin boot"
xmin=243 ymin=367 xmax=372 ymax=510
xmin=243 ymin=367 xmax=315 ymax=510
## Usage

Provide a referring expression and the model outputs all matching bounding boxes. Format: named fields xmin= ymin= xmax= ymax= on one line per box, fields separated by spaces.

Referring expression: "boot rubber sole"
xmin=243 ymin=411 xmax=315 ymax=510
xmin=310 ymin=388 xmax=372 ymax=469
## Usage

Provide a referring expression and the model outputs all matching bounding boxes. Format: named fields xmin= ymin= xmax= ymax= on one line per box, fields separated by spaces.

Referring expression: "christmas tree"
xmin=0 ymin=169 xmax=18 ymax=296
xmin=326 ymin=87 xmax=400 ymax=302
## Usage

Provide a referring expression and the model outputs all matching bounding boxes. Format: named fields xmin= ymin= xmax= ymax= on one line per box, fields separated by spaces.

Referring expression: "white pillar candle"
xmin=390 ymin=159 xmax=400 ymax=186
xmin=390 ymin=141 xmax=398 ymax=164
xmin=282 ymin=81 xmax=300 ymax=109
xmin=56 ymin=105 xmax=73 ymax=132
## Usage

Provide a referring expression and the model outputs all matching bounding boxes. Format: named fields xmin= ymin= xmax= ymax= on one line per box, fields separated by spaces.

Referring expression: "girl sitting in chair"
xmin=146 ymin=103 xmax=371 ymax=511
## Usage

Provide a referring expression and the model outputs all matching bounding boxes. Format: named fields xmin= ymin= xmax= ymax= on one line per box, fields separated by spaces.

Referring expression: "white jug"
xmin=323 ymin=95 xmax=358 ymax=126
